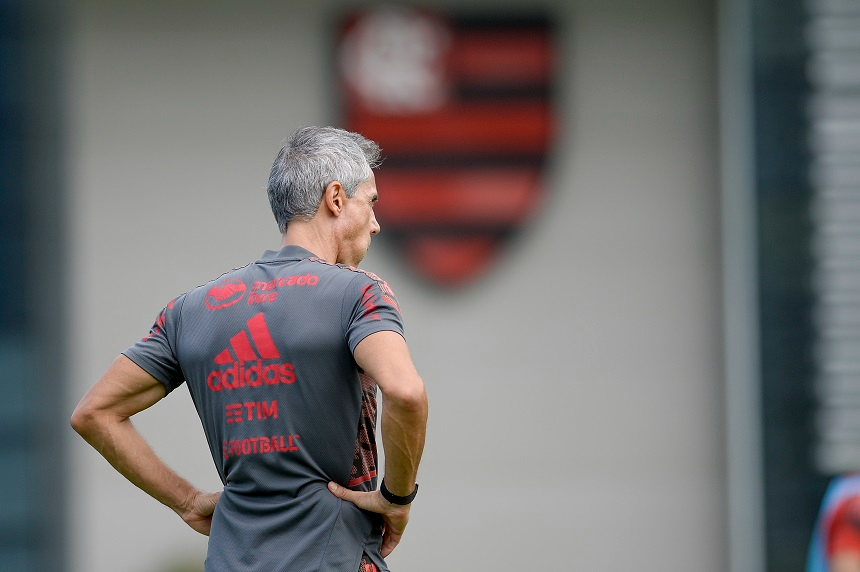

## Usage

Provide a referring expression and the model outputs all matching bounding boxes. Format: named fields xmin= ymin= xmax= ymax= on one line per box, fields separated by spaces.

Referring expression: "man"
xmin=808 ymin=473 xmax=860 ymax=572
xmin=71 ymin=126 xmax=428 ymax=572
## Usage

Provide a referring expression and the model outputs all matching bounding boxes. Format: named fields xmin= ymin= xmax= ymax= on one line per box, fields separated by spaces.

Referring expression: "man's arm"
xmin=360 ymin=330 xmax=427 ymax=495
xmin=70 ymin=355 xmax=220 ymax=535
xmin=327 ymin=330 xmax=428 ymax=557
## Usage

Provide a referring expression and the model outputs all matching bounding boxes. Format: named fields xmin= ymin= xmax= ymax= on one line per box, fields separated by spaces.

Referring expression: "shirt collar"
xmin=258 ymin=244 xmax=319 ymax=262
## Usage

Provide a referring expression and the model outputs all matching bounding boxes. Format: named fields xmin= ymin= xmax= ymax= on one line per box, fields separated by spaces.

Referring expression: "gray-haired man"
xmin=72 ymin=126 xmax=428 ymax=572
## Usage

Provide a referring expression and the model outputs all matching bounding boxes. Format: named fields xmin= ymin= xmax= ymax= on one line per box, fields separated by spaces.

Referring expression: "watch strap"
xmin=380 ymin=479 xmax=418 ymax=505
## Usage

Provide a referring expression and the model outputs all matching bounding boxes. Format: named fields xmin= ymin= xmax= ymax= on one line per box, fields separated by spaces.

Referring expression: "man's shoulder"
xmin=336 ymin=263 xmax=395 ymax=290
xmin=178 ymin=262 xmax=257 ymax=310
xmin=175 ymin=257 xmax=399 ymax=316
xmin=180 ymin=258 xmax=370 ymax=306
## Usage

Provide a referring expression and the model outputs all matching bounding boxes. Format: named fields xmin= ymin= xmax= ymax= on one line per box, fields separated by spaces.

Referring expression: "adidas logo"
xmin=207 ymin=313 xmax=296 ymax=392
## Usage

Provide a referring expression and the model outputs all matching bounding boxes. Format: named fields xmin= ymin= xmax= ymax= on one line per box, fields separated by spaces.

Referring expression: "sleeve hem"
xmin=121 ymin=351 xmax=177 ymax=393
xmin=348 ymin=327 xmax=406 ymax=355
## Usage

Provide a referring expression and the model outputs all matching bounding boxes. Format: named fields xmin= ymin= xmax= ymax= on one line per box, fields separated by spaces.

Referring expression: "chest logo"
xmin=205 ymin=278 xmax=247 ymax=310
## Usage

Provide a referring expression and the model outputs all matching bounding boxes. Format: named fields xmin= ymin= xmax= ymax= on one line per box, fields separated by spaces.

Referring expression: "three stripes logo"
xmin=207 ymin=313 xmax=296 ymax=392
xmin=338 ymin=7 xmax=556 ymax=287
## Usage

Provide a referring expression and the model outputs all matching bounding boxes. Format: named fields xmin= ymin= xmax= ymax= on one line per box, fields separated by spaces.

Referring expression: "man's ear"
xmin=323 ymin=181 xmax=345 ymax=217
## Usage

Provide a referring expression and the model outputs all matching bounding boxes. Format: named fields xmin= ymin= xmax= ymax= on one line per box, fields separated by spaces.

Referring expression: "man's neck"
xmin=281 ymin=222 xmax=337 ymax=264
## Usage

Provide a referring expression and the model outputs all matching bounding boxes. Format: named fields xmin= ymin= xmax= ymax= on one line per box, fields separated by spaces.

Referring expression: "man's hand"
xmin=327 ymin=482 xmax=410 ymax=557
xmin=176 ymin=489 xmax=222 ymax=536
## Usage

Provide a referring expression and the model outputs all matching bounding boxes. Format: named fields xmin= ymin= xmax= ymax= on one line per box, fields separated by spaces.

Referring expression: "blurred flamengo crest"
xmin=338 ymin=7 xmax=556 ymax=287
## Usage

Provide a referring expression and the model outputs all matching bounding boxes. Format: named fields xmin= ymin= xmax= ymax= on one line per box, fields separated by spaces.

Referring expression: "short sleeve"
xmin=344 ymin=271 xmax=404 ymax=353
xmin=122 ymin=295 xmax=186 ymax=393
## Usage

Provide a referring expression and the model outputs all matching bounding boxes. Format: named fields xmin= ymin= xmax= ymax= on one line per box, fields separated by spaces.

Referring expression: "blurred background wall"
xmin=62 ymin=0 xmax=723 ymax=570
xmin=8 ymin=0 xmax=852 ymax=570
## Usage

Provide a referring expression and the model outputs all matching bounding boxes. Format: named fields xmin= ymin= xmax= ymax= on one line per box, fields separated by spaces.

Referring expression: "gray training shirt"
xmin=123 ymin=245 xmax=404 ymax=572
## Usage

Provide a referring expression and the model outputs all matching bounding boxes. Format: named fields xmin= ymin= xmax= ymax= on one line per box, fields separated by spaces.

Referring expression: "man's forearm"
xmin=72 ymin=356 xmax=219 ymax=535
xmin=380 ymin=389 xmax=428 ymax=496
xmin=73 ymin=409 xmax=197 ymax=517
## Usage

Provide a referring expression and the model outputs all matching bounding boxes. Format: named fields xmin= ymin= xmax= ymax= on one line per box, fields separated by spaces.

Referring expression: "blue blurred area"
xmin=0 ymin=1 xmax=66 ymax=570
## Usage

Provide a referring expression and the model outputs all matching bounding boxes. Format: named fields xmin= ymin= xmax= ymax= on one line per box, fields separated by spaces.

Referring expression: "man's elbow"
xmin=70 ymin=398 xmax=103 ymax=440
xmin=70 ymin=403 xmax=90 ymax=437
xmin=385 ymin=377 xmax=428 ymax=413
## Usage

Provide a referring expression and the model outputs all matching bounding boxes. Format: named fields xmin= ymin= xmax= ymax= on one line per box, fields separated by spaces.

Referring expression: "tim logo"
xmin=206 ymin=278 xmax=247 ymax=310
xmin=338 ymin=7 xmax=556 ymax=287
xmin=207 ymin=313 xmax=296 ymax=392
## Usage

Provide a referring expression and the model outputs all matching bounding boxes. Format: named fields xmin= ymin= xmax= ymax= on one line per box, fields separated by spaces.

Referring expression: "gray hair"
xmin=267 ymin=126 xmax=382 ymax=233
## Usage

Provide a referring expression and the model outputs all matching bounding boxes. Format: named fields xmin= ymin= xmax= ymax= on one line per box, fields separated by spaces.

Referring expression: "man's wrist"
xmin=379 ymin=479 xmax=418 ymax=505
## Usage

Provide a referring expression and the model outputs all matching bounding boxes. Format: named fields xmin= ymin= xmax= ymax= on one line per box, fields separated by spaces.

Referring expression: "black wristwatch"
xmin=380 ymin=479 xmax=419 ymax=505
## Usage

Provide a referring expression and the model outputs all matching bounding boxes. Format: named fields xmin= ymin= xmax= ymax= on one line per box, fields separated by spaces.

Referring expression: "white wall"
xmin=66 ymin=1 xmax=723 ymax=570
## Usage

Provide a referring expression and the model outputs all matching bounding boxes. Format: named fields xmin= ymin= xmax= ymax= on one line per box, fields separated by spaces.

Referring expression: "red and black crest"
xmin=337 ymin=7 xmax=557 ymax=287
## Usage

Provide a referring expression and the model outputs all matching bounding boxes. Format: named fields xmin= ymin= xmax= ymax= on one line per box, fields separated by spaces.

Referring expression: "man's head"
xmin=267 ymin=126 xmax=382 ymax=234
xmin=268 ymin=126 xmax=383 ymax=266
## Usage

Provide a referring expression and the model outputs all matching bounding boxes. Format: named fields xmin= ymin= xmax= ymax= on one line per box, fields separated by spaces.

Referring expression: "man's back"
xmin=124 ymin=245 xmax=403 ymax=572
